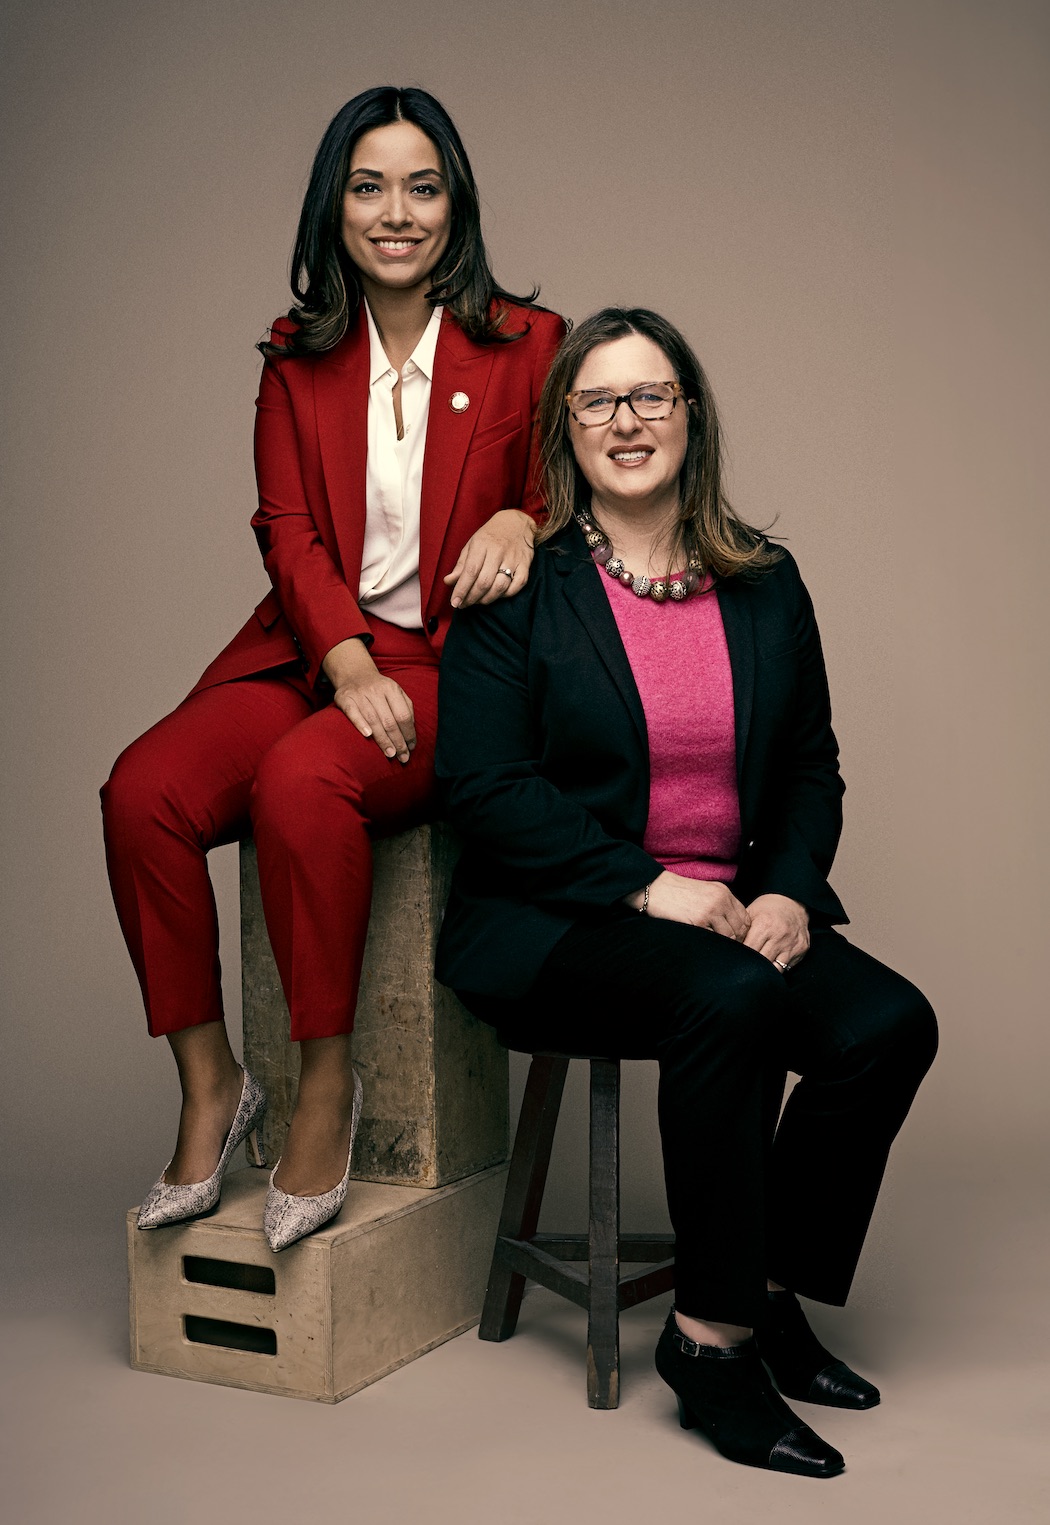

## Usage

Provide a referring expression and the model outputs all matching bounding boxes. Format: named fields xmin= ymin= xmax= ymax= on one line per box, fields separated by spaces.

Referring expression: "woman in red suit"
xmin=102 ymin=86 xmax=564 ymax=1250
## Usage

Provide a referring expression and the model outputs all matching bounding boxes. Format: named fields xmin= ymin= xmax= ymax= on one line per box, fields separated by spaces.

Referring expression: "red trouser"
xmin=101 ymin=619 xmax=440 ymax=1041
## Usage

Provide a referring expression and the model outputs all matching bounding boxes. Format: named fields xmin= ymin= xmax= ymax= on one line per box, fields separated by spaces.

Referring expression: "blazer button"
xmin=426 ymin=616 xmax=439 ymax=635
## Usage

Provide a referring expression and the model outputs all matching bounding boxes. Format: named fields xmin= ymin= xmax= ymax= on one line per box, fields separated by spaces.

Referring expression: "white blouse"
xmin=359 ymin=301 xmax=443 ymax=629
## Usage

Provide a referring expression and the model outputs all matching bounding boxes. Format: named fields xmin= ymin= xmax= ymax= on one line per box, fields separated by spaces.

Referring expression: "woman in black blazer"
xmin=435 ymin=308 xmax=937 ymax=1479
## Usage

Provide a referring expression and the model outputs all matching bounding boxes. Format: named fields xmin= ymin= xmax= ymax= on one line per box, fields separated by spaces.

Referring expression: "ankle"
xmin=674 ymin=1309 xmax=753 ymax=1349
xmin=180 ymin=1065 xmax=243 ymax=1108
xmin=294 ymin=1076 xmax=357 ymax=1117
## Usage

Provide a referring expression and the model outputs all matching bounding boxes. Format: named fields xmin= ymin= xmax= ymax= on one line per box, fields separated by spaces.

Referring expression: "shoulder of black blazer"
xmin=445 ymin=515 xmax=821 ymax=759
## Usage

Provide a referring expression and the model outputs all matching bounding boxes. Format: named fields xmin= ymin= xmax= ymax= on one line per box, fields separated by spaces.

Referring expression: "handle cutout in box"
xmin=184 ymin=1315 xmax=277 ymax=1355
xmin=183 ymin=1255 xmax=276 ymax=1295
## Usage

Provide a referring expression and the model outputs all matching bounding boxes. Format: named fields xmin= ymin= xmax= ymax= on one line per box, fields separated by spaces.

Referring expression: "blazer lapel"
xmin=314 ymin=314 xmax=370 ymax=590
xmin=715 ymin=578 xmax=755 ymax=784
xmin=555 ymin=528 xmax=648 ymax=751
xmin=419 ymin=314 xmax=495 ymax=611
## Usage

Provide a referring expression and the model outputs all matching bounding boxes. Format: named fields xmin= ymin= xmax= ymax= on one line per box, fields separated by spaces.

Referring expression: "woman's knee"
xmin=101 ymin=735 xmax=177 ymax=841
xmin=844 ymin=981 xmax=939 ymax=1081
xmin=887 ymin=985 xmax=939 ymax=1074
xmin=250 ymin=731 xmax=361 ymax=836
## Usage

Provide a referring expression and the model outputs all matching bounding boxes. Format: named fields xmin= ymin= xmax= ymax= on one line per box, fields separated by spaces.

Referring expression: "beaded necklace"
xmin=575 ymin=513 xmax=703 ymax=603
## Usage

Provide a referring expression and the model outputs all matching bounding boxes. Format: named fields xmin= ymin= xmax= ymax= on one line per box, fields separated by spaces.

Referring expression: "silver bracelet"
xmin=639 ymin=882 xmax=650 ymax=915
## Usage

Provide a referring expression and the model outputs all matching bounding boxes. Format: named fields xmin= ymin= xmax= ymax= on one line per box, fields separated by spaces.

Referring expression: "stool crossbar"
xmin=479 ymin=1053 xmax=675 ymax=1408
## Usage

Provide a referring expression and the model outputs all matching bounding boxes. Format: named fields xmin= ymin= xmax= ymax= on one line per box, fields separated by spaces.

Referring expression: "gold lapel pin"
xmin=449 ymin=391 xmax=470 ymax=413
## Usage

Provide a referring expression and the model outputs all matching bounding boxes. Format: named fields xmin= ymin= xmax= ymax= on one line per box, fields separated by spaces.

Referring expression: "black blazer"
xmin=435 ymin=519 xmax=847 ymax=1000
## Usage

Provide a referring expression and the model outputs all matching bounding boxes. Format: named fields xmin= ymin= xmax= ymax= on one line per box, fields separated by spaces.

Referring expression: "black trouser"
xmin=462 ymin=918 xmax=937 ymax=1329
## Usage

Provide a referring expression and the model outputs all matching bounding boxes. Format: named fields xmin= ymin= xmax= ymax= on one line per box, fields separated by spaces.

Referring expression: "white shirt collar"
xmin=364 ymin=301 xmax=443 ymax=386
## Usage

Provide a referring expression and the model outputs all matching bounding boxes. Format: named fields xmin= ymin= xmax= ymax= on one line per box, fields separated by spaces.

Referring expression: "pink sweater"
xmin=601 ymin=576 xmax=740 ymax=882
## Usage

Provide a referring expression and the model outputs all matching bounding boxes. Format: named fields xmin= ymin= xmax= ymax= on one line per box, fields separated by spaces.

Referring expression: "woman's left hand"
xmin=743 ymin=894 xmax=810 ymax=971
xmin=443 ymin=510 xmax=536 ymax=608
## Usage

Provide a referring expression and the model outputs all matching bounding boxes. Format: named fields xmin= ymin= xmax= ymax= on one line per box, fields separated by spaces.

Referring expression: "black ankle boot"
xmin=654 ymin=1310 xmax=845 ymax=1478
xmin=757 ymin=1290 xmax=880 ymax=1410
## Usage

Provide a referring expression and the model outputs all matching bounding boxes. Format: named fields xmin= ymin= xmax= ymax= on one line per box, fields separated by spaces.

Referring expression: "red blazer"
xmin=191 ymin=302 xmax=567 ymax=695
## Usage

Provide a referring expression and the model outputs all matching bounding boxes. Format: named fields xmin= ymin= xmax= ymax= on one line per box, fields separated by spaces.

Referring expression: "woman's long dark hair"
xmin=259 ymin=86 xmax=538 ymax=359
xmin=536 ymin=307 xmax=781 ymax=581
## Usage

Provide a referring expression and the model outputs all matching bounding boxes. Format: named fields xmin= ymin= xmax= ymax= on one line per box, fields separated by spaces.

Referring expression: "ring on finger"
xmin=498 ymin=566 xmax=514 ymax=579
xmin=773 ymin=958 xmax=789 ymax=972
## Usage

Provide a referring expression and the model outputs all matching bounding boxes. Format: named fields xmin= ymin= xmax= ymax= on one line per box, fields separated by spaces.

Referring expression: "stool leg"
xmin=587 ymin=1057 xmax=621 ymax=1409
xmin=480 ymin=1055 xmax=569 ymax=1342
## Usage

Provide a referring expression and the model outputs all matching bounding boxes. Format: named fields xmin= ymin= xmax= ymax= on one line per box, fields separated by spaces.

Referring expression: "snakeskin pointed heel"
xmin=264 ymin=1070 xmax=363 ymax=1252
xmin=137 ymin=1067 xmax=267 ymax=1229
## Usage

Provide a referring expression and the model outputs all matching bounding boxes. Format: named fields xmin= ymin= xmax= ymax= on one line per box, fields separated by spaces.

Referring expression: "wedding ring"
xmin=499 ymin=566 xmax=514 ymax=578
xmin=773 ymin=958 xmax=788 ymax=972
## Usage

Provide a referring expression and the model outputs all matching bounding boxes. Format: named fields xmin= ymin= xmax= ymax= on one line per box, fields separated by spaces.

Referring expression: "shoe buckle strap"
xmin=670 ymin=1328 xmax=705 ymax=1358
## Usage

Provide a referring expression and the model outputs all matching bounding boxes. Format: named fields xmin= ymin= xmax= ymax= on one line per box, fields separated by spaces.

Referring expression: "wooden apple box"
xmin=128 ymin=1165 xmax=508 ymax=1402
xmin=128 ymin=823 xmax=510 ymax=1400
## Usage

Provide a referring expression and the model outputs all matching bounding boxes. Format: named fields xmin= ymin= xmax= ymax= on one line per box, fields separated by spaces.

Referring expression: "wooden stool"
xmin=479 ymin=1053 xmax=675 ymax=1409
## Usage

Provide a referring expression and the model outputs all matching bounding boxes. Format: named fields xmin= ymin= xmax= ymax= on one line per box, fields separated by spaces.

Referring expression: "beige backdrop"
xmin=2 ymin=0 xmax=1047 ymax=1388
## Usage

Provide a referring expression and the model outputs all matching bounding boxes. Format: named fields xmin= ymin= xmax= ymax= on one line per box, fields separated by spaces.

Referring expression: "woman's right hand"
xmin=322 ymin=638 xmax=416 ymax=764
xmin=629 ymin=871 xmax=751 ymax=941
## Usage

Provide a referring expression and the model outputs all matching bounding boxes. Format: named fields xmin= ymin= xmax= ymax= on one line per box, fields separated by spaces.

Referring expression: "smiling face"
xmin=341 ymin=121 xmax=452 ymax=298
xmin=568 ymin=334 xmax=690 ymax=521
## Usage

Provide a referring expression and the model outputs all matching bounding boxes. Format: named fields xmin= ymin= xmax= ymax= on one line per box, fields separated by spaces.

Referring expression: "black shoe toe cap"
xmin=769 ymin=1426 xmax=846 ymax=1478
xmin=809 ymin=1360 xmax=881 ymax=1410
